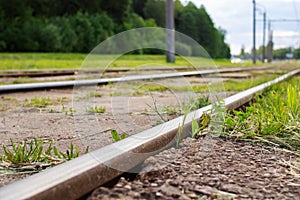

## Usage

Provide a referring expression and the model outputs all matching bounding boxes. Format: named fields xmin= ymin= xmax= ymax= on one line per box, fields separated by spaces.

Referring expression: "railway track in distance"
xmin=0 ymin=69 xmax=298 ymax=200
xmin=0 ymin=66 xmax=273 ymax=93
xmin=0 ymin=67 xmax=206 ymax=78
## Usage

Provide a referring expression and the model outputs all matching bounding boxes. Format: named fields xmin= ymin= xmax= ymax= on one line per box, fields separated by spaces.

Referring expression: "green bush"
xmin=50 ymin=17 xmax=77 ymax=52
xmin=18 ymin=18 xmax=43 ymax=51
xmin=90 ymin=13 xmax=115 ymax=45
xmin=70 ymin=12 xmax=96 ymax=52
xmin=176 ymin=42 xmax=192 ymax=56
xmin=39 ymin=24 xmax=61 ymax=52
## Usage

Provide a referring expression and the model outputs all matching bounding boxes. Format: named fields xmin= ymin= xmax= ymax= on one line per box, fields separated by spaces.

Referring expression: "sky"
xmin=181 ymin=0 xmax=300 ymax=55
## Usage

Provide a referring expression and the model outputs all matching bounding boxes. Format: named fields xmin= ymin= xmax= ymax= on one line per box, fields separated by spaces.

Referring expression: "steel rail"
xmin=0 ymin=67 xmax=210 ymax=78
xmin=0 ymin=66 xmax=272 ymax=93
xmin=0 ymin=69 xmax=75 ymax=77
xmin=0 ymin=69 xmax=298 ymax=200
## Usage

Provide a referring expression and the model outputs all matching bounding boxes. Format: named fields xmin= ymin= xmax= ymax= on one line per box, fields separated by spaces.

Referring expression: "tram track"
xmin=0 ymin=67 xmax=207 ymax=78
xmin=0 ymin=69 xmax=298 ymax=199
xmin=0 ymin=66 xmax=273 ymax=93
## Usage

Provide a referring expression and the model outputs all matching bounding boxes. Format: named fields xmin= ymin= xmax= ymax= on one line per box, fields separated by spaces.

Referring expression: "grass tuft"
xmin=76 ymin=91 xmax=103 ymax=100
xmin=24 ymin=97 xmax=53 ymax=107
xmin=0 ymin=138 xmax=89 ymax=172
xmin=86 ymin=105 xmax=106 ymax=114
xmin=111 ymin=130 xmax=127 ymax=142
xmin=224 ymin=77 xmax=300 ymax=151
xmin=24 ymin=97 xmax=69 ymax=108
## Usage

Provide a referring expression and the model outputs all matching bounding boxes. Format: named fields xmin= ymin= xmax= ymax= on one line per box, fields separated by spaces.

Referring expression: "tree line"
xmin=240 ymin=45 xmax=300 ymax=60
xmin=272 ymin=47 xmax=300 ymax=60
xmin=0 ymin=0 xmax=230 ymax=58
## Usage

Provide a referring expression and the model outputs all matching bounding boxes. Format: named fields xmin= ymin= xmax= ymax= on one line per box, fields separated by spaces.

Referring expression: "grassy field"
xmin=0 ymin=53 xmax=254 ymax=70
xmin=0 ymin=53 xmax=86 ymax=70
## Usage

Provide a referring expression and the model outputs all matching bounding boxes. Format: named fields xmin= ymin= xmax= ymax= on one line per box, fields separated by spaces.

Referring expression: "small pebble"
xmin=155 ymin=192 xmax=163 ymax=197
xmin=150 ymin=183 xmax=158 ymax=187
xmin=124 ymin=185 xmax=131 ymax=190
xmin=115 ymin=183 xmax=123 ymax=188
xmin=187 ymin=193 xmax=198 ymax=199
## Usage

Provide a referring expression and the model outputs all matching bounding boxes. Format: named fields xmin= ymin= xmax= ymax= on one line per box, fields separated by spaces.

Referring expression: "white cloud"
xmin=274 ymin=30 xmax=300 ymax=37
xmin=263 ymin=0 xmax=300 ymax=2
xmin=273 ymin=30 xmax=300 ymax=49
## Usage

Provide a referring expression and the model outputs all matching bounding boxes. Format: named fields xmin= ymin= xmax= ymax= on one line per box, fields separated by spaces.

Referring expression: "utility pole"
xmin=262 ymin=12 xmax=266 ymax=62
xmin=267 ymin=21 xmax=273 ymax=62
xmin=166 ymin=0 xmax=175 ymax=63
xmin=253 ymin=0 xmax=256 ymax=64
xmin=266 ymin=19 xmax=300 ymax=62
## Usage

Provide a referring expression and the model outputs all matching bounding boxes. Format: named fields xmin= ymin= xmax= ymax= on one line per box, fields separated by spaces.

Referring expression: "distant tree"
xmin=70 ymin=12 xmax=95 ymax=52
xmin=240 ymin=45 xmax=245 ymax=58
xmin=101 ymin=0 xmax=132 ymax=23
xmin=143 ymin=0 xmax=166 ymax=27
xmin=273 ymin=47 xmax=292 ymax=60
xmin=177 ymin=2 xmax=199 ymax=45
xmin=215 ymin=28 xmax=231 ymax=58
xmin=38 ymin=24 xmax=61 ymax=51
xmin=293 ymin=48 xmax=300 ymax=59
xmin=0 ymin=0 xmax=231 ymax=56
xmin=132 ymin=0 xmax=147 ymax=18
xmin=174 ymin=0 xmax=183 ymax=23
xmin=0 ymin=0 xmax=31 ymax=19
xmin=197 ymin=6 xmax=216 ymax=56
xmin=176 ymin=3 xmax=230 ymax=58
xmin=50 ymin=17 xmax=77 ymax=52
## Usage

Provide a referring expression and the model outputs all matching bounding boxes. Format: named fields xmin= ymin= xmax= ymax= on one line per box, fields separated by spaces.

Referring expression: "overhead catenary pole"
xmin=253 ymin=0 xmax=256 ymax=64
xmin=267 ymin=21 xmax=273 ymax=62
xmin=262 ymin=12 xmax=266 ymax=62
xmin=266 ymin=19 xmax=300 ymax=62
xmin=166 ymin=0 xmax=175 ymax=63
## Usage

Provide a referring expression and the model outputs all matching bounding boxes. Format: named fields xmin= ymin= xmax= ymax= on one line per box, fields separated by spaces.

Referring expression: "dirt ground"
xmin=0 ymin=73 xmax=230 ymax=187
xmin=0 ymin=76 xmax=216 ymax=150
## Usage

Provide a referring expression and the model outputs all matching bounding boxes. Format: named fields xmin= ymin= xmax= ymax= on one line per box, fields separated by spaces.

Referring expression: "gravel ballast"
xmin=88 ymin=136 xmax=300 ymax=199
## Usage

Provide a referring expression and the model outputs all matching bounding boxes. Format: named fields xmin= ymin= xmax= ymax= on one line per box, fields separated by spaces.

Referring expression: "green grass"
xmin=139 ymin=84 xmax=169 ymax=92
xmin=174 ymin=76 xmax=300 ymax=151
xmin=0 ymin=53 xmax=253 ymax=70
xmin=24 ymin=97 xmax=69 ymax=108
xmin=75 ymin=91 xmax=103 ymax=100
xmin=48 ymin=104 xmax=75 ymax=115
xmin=24 ymin=97 xmax=54 ymax=107
xmin=192 ymin=74 xmax=278 ymax=92
xmin=0 ymin=53 xmax=86 ymax=70
xmin=86 ymin=105 xmax=106 ymax=114
xmin=0 ymin=138 xmax=88 ymax=172
xmin=148 ymin=95 xmax=210 ymax=125
xmin=2 ymin=138 xmax=52 ymax=165
xmin=110 ymin=130 xmax=127 ymax=142
xmin=190 ymin=114 xmax=211 ymax=139
xmin=133 ymin=74 xmax=279 ymax=93
xmin=193 ymin=74 xmax=279 ymax=92
xmin=224 ymin=77 xmax=300 ymax=151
